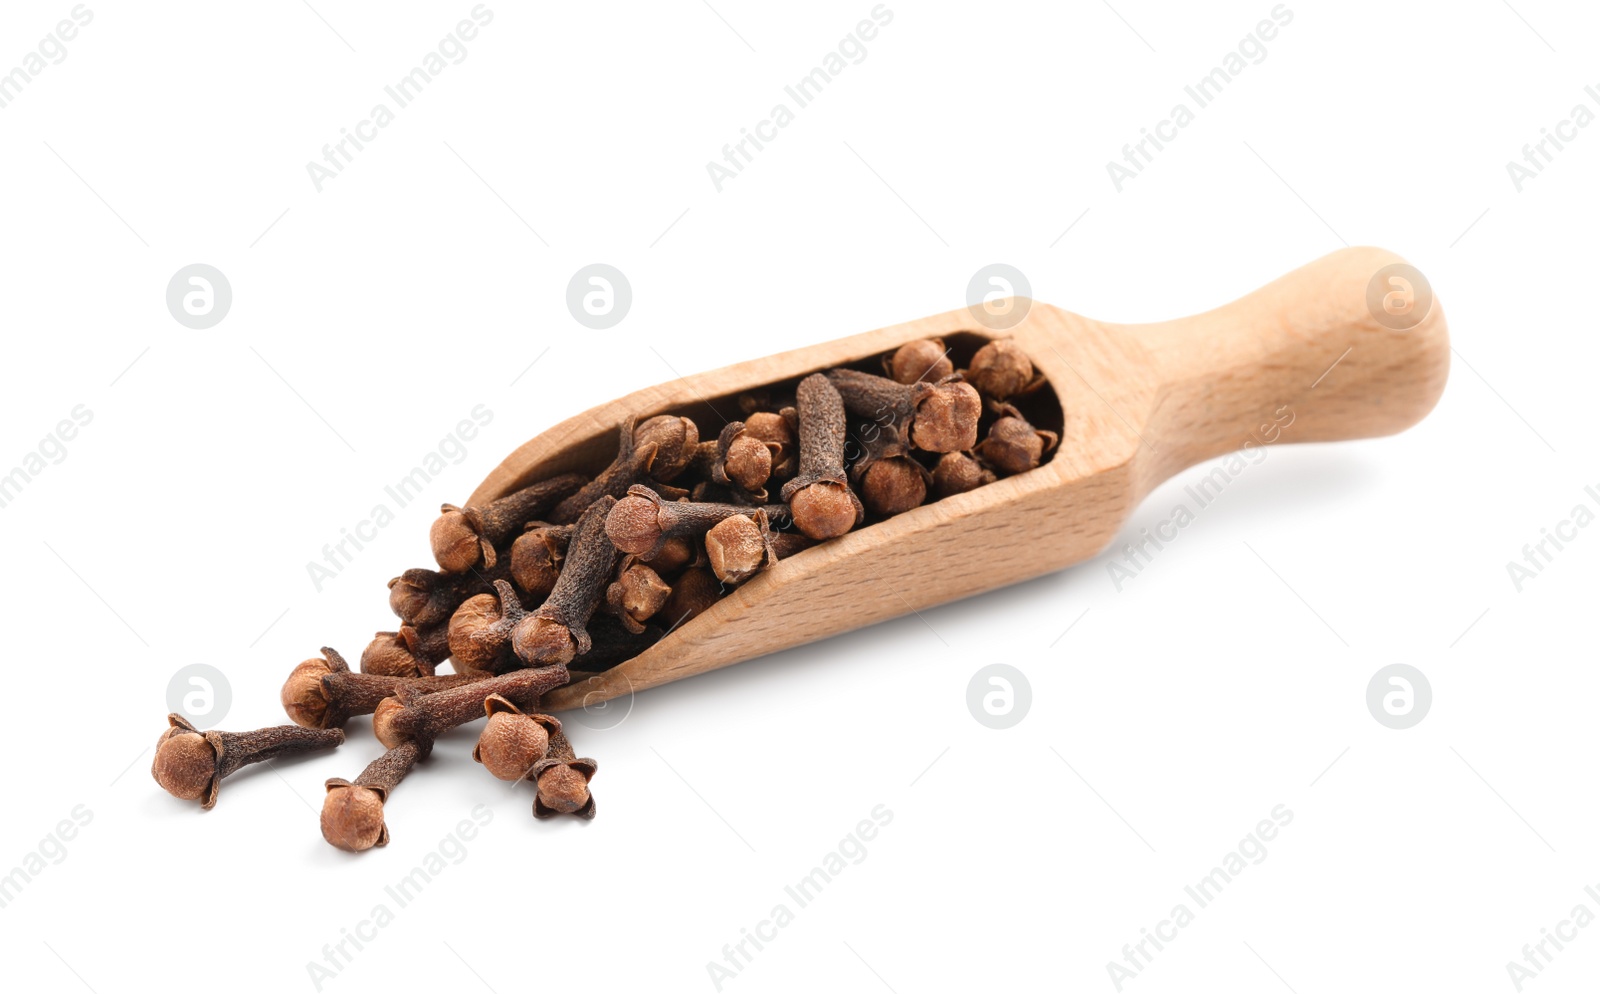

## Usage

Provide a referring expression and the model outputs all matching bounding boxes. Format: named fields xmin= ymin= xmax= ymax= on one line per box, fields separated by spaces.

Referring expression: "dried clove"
xmin=711 ymin=410 xmax=799 ymax=499
xmin=451 ymin=582 xmax=544 ymax=675
xmin=153 ymin=714 xmax=344 ymax=810
xmin=712 ymin=420 xmax=775 ymax=498
xmin=473 ymin=694 xmax=560 ymax=782
xmin=932 ymin=450 xmax=998 ymax=498
xmin=606 ymin=559 xmax=673 ymax=633
xmin=641 ymin=535 xmax=695 ymax=574
xmin=826 ymin=368 xmax=981 ymax=454
xmin=658 ymin=566 xmax=722 ymax=627
xmin=781 ymin=373 xmax=865 ymax=540
xmin=965 ymin=338 xmax=1041 ymax=400
xmin=321 ymin=740 xmax=420 ymax=852
xmin=513 ymin=496 xmax=624 ymax=666
xmin=704 ymin=510 xmax=778 ymax=586
xmin=851 ymin=425 xmax=930 ymax=516
xmin=509 ymin=523 xmax=572 ymax=599
xmin=548 ymin=416 xmax=658 ymax=523
xmin=429 ymin=473 xmax=585 ymax=573
xmin=372 ymin=665 xmax=573 ymax=754
xmin=281 ymin=647 xmax=479 ymax=729
xmin=634 ymin=414 xmax=701 ymax=482
xmin=885 ymin=337 xmax=953 ymax=384
xmin=530 ymin=729 xmax=598 ymax=820
xmin=360 ymin=623 xmax=449 ymax=678
xmin=976 ymin=402 xmax=1059 ymax=475
xmin=388 ymin=560 xmax=510 ymax=628
xmin=447 ymin=588 xmax=517 ymax=676
xmin=606 ymin=484 xmax=789 ymax=559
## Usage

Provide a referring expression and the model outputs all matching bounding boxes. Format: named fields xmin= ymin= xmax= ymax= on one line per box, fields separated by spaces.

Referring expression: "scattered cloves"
xmin=473 ymin=694 xmax=560 ymax=782
xmin=514 ymin=496 xmax=624 ymax=666
xmin=153 ymin=714 xmax=344 ymax=810
xmin=372 ymin=665 xmax=573 ymax=754
xmin=781 ymin=373 xmax=865 ymax=540
xmin=321 ymin=740 xmax=420 ymax=852
xmin=280 ymin=647 xmax=479 ymax=729
xmin=428 ymin=473 xmax=586 ymax=573
xmin=530 ymin=729 xmax=598 ymax=820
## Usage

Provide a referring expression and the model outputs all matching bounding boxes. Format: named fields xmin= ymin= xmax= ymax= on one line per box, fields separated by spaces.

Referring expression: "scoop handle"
xmin=1118 ymin=246 xmax=1449 ymax=487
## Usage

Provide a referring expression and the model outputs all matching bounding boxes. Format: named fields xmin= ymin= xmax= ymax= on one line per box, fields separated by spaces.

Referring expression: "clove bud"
xmin=429 ymin=473 xmax=585 ymax=573
xmin=153 ymin=714 xmax=344 ymax=810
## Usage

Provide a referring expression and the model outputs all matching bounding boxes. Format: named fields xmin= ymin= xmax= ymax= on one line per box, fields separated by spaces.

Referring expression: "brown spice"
xmin=360 ymin=623 xmax=449 ymax=678
xmin=428 ymin=473 xmax=585 ymax=573
xmin=885 ymin=338 xmax=953 ymax=384
xmin=634 ymin=415 xmax=701 ymax=482
xmin=388 ymin=560 xmax=510 ymax=628
xmin=153 ymin=714 xmax=344 ymax=810
xmin=976 ymin=402 xmax=1059 ymax=475
xmin=280 ymin=647 xmax=479 ymax=729
xmin=606 ymin=485 xmax=788 ymax=558
xmin=931 ymin=450 xmax=997 ymax=498
xmin=473 ymin=694 xmax=560 ymax=782
xmin=704 ymin=510 xmax=778 ymax=586
xmin=530 ymin=729 xmax=598 ymax=819
xmin=513 ymin=496 xmax=623 ymax=666
xmin=321 ymin=740 xmax=420 ymax=852
xmin=509 ymin=523 xmax=572 ymax=600
xmin=659 ymin=566 xmax=722 ymax=627
xmin=825 ymin=368 xmax=981 ymax=454
xmin=548 ymin=417 xmax=659 ymax=523
xmin=640 ymin=535 xmax=695 ymax=574
xmin=965 ymin=339 xmax=1040 ymax=399
xmin=605 ymin=559 xmax=672 ymax=633
xmin=781 ymin=373 xmax=864 ymax=540
xmin=372 ymin=665 xmax=573 ymax=753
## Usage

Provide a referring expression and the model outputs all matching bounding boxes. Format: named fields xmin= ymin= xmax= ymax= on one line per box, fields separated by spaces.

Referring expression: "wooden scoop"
xmin=470 ymin=247 xmax=1448 ymax=710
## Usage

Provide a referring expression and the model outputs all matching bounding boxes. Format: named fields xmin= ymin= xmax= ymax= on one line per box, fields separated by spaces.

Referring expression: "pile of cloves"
xmin=151 ymin=335 xmax=1059 ymax=850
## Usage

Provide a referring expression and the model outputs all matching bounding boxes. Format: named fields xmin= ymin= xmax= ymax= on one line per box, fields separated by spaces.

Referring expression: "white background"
xmin=0 ymin=1 xmax=1595 ymax=992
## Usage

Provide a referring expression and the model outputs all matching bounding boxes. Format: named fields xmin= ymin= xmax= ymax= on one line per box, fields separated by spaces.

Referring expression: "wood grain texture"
xmin=464 ymin=247 xmax=1449 ymax=710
